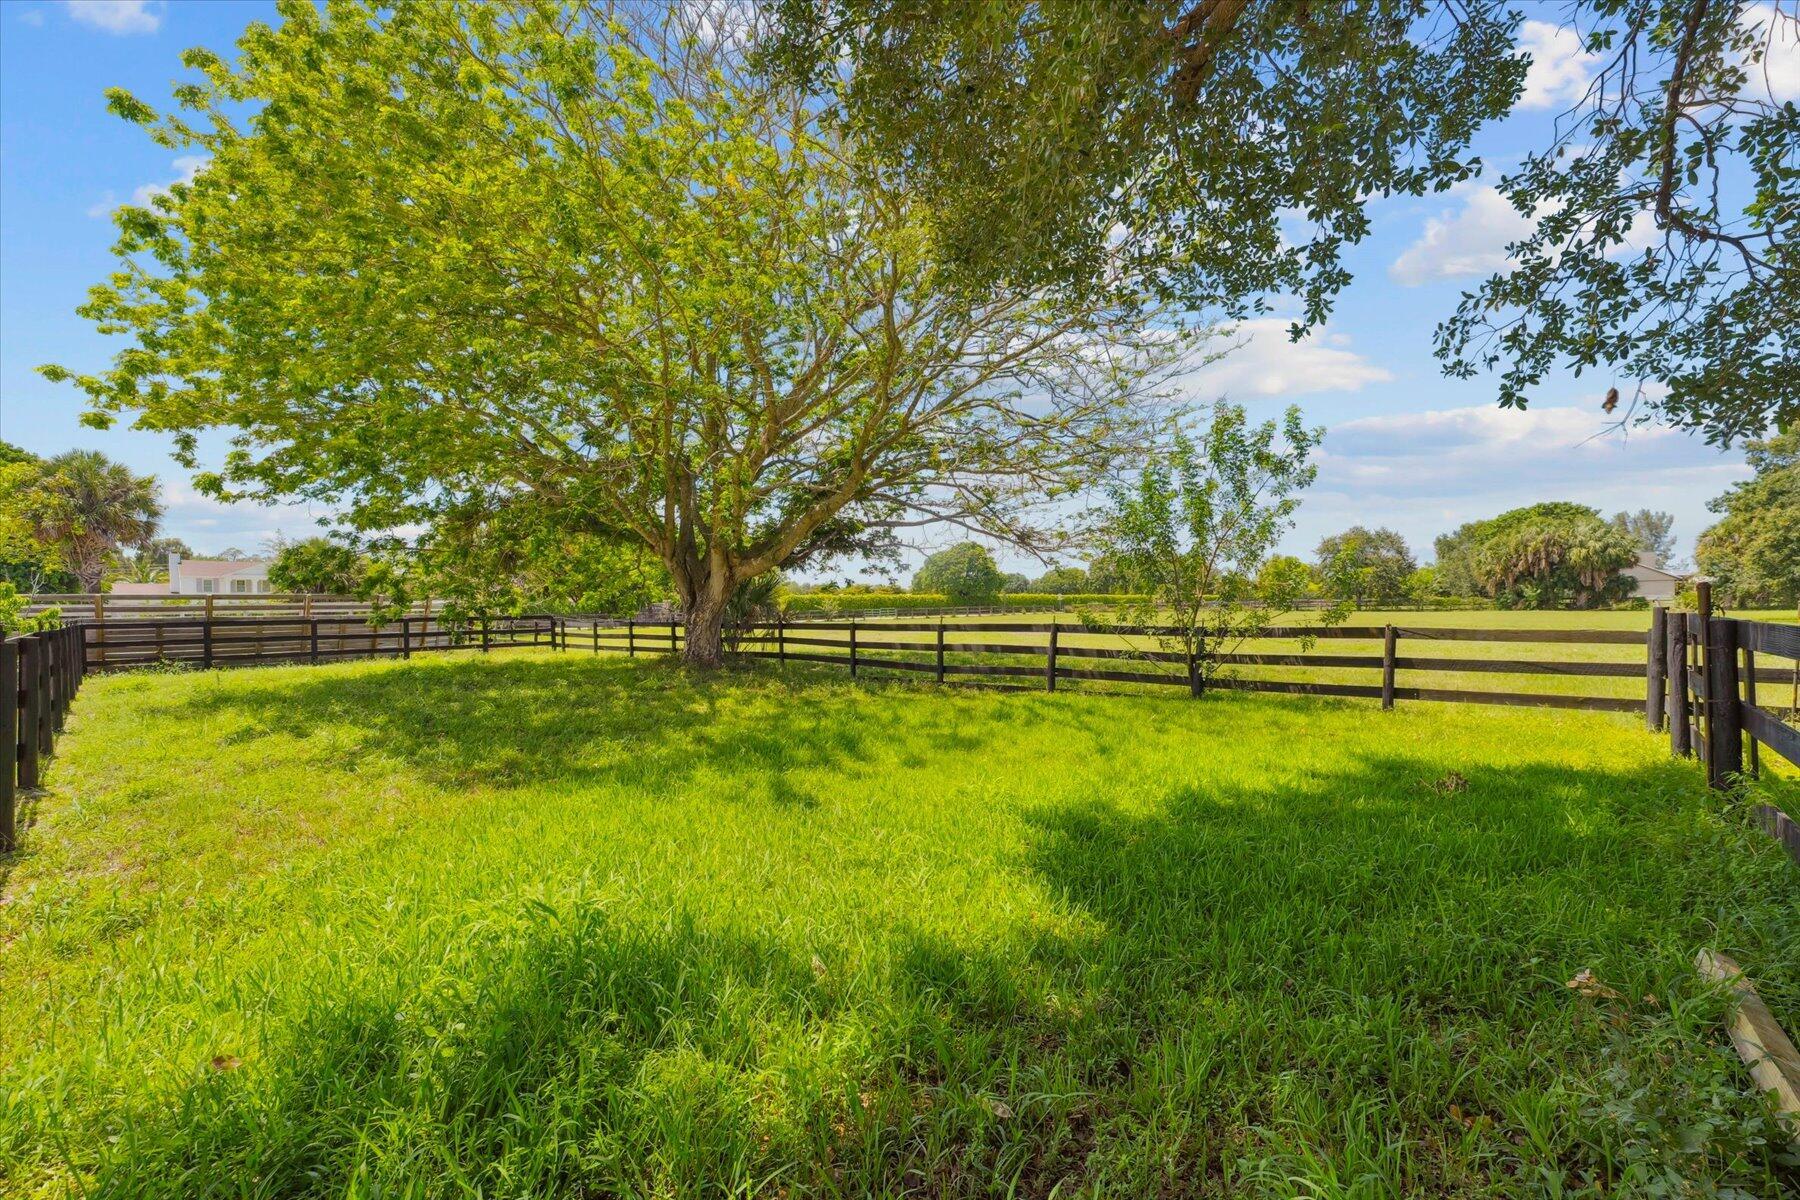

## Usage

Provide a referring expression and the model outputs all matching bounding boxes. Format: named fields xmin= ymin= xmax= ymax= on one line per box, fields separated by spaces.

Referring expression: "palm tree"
xmin=30 ymin=451 xmax=163 ymax=591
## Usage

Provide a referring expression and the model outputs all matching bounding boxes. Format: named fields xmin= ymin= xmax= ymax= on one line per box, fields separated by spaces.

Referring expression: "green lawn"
xmin=3 ymin=651 xmax=1798 ymax=1197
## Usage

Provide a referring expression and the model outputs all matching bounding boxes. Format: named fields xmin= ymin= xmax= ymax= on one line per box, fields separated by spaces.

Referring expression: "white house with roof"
xmin=1622 ymin=550 xmax=1687 ymax=602
xmin=165 ymin=553 xmax=274 ymax=595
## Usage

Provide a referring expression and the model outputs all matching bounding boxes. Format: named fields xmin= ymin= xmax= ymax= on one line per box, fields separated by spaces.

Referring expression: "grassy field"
xmin=3 ymin=650 xmax=1798 ymax=1197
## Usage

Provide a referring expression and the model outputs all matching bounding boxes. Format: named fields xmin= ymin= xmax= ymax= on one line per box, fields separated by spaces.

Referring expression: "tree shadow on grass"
xmin=162 ymin=653 xmax=1001 ymax=800
xmin=50 ymin=727 xmax=1800 ymax=1199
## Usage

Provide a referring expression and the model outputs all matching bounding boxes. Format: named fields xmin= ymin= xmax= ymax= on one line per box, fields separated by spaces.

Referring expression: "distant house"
xmin=1622 ymin=550 xmax=1687 ymax=602
xmin=166 ymin=553 xmax=274 ymax=596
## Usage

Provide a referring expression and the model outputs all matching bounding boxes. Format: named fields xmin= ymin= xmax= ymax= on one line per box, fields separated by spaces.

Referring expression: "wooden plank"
xmin=1053 ymin=665 xmax=1186 ymax=686
xmin=1741 ymin=621 xmax=1800 ymax=662
xmin=1214 ymin=678 xmax=1388 ymax=700
xmin=1695 ymin=950 xmax=1800 ymax=1148
xmin=1754 ymin=805 xmax=1800 ymax=871
xmin=1053 ymin=644 xmax=1188 ymax=665
xmin=1392 ymin=656 xmax=1643 ymax=678
xmin=1396 ymin=627 xmax=1646 ymax=645
xmin=1395 ymin=687 xmax=1643 ymax=713
xmin=941 ymin=662 xmax=1045 ymax=680
xmin=940 ymin=640 xmax=1050 ymax=656
xmin=1 ymin=640 xmax=15 ymax=852
xmin=17 ymin=639 xmax=40 ymax=789
xmin=1647 ymin=607 xmax=1668 ymax=731
xmin=1742 ymin=705 xmax=1800 ymax=769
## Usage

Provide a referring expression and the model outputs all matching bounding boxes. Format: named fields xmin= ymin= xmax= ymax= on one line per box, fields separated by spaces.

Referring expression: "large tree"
xmin=1694 ymin=427 xmax=1799 ymax=610
xmin=48 ymin=1 xmax=1190 ymax=666
xmin=911 ymin=542 xmax=1007 ymax=606
xmin=16 ymin=450 xmax=163 ymax=592
xmin=1609 ymin=509 xmax=1678 ymax=567
xmin=1313 ymin=526 xmax=1417 ymax=606
xmin=771 ymin=1 xmax=1799 ymax=443
xmin=1436 ymin=502 xmax=1640 ymax=609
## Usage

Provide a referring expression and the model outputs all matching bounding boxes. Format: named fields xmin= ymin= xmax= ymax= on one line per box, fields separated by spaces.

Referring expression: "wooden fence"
xmin=564 ymin=616 xmax=1653 ymax=713
xmin=2 ymin=626 xmax=86 ymax=852
xmin=78 ymin=614 xmax=557 ymax=672
xmin=1657 ymin=583 xmax=1800 ymax=788
xmin=20 ymin=592 xmax=433 ymax=624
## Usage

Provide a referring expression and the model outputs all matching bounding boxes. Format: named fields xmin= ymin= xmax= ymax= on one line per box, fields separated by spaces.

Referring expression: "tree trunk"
xmin=681 ymin=583 xmax=730 ymax=669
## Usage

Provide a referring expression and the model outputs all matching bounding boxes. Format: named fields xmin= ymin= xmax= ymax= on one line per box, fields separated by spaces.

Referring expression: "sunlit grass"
xmin=3 ymin=650 xmax=1797 ymax=1197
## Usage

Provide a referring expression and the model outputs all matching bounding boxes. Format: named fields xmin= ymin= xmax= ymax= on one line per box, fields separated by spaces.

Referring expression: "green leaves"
xmin=45 ymin=2 xmax=1190 ymax=661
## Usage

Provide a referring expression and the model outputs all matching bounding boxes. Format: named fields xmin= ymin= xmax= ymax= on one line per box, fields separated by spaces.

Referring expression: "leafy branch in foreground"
xmin=1094 ymin=402 xmax=1348 ymax=694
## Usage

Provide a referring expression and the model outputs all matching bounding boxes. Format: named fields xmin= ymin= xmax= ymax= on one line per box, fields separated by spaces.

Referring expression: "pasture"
xmin=2 ymin=649 xmax=1797 ymax=1197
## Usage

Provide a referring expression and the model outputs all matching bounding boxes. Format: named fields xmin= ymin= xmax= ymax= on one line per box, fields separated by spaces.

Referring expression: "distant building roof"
xmin=176 ymin=559 xmax=271 ymax=579
xmin=108 ymin=581 xmax=168 ymax=595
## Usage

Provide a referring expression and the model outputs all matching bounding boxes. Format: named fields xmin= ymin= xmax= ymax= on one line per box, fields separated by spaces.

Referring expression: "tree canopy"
xmin=4 ymin=449 xmax=162 ymax=592
xmin=912 ymin=542 xmax=1007 ymax=606
xmin=1097 ymin=402 xmax=1341 ymax=691
xmin=1314 ymin=526 xmax=1417 ymax=605
xmin=1609 ymin=509 xmax=1678 ymax=567
xmin=49 ymin=0 xmax=1189 ymax=665
xmin=771 ymin=1 xmax=1799 ymax=443
xmin=268 ymin=537 xmax=367 ymax=596
xmin=1434 ymin=502 xmax=1639 ymax=609
xmin=1694 ymin=427 xmax=1799 ymax=608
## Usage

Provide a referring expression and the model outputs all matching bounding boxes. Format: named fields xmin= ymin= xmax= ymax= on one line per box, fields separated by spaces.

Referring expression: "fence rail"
xmin=1657 ymin=585 xmax=1800 ymax=786
xmin=3 ymin=626 xmax=86 ymax=853
xmin=563 ymin=616 xmax=1651 ymax=714
xmin=11 ymin=603 xmax=1790 ymax=856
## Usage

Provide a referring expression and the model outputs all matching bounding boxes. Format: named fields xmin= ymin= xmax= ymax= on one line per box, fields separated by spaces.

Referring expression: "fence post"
xmin=777 ymin=615 xmax=786 ymax=665
xmin=849 ymin=620 xmax=858 ymax=678
xmin=1668 ymin=614 xmax=1691 ymax=757
xmin=18 ymin=639 xmax=40 ymax=790
xmin=1381 ymin=625 xmax=1397 ymax=710
xmin=1742 ymin=637 xmax=1760 ymax=779
xmin=1646 ymin=606 xmax=1667 ymax=731
xmin=401 ymin=616 xmax=411 ymax=660
xmin=669 ymin=620 xmax=678 ymax=658
xmin=1705 ymin=616 xmax=1743 ymax=789
xmin=1 ymin=640 xmax=17 ymax=852
xmin=1046 ymin=623 xmax=1059 ymax=693
xmin=481 ymin=618 xmax=490 ymax=653
xmin=201 ymin=618 xmax=214 ymax=671
xmin=309 ymin=618 xmax=320 ymax=665
xmin=936 ymin=621 xmax=945 ymax=684
xmin=627 ymin=620 xmax=636 ymax=657
xmin=1187 ymin=641 xmax=1200 ymax=699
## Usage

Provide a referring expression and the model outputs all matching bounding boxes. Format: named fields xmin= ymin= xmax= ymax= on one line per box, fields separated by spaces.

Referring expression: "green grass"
xmin=3 ymin=650 xmax=1798 ymax=1197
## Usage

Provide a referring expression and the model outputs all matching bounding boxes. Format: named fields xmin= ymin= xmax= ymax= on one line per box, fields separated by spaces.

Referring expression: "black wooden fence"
xmin=564 ymin=616 xmax=1651 ymax=713
xmin=2 ymin=626 xmax=86 ymax=852
xmin=1655 ymin=584 xmax=1800 ymax=788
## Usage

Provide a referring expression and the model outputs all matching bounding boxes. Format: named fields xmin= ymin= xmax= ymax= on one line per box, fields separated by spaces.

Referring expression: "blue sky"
xmin=1 ymin=1 xmax=1785 ymax=574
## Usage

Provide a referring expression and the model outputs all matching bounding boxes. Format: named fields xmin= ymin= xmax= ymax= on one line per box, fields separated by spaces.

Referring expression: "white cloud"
xmin=1739 ymin=3 xmax=1800 ymax=102
xmin=131 ymin=154 xmax=207 ymax=206
xmin=1388 ymin=187 xmax=1534 ymax=286
xmin=64 ymin=1 xmax=161 ymax=35
xmin=20 ymin=9 xmax=46 ymax=27
xmin=159 ymin=481 xmax=333 ymax=556
xmin=1517 ymin=20 xmax=1601 ymax=110
xmin=87 ymin=156 xmax=207 ymax=219
xmin=1285 ymin=402 xmax=1749 ymax=562
xmin=1184 ymin=318 xmax=1392 ymax=398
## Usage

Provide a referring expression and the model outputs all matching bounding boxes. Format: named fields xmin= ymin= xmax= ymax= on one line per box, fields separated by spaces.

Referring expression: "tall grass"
xmin=2 ymin=652 xmax=1796 ymax=1197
